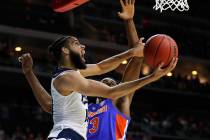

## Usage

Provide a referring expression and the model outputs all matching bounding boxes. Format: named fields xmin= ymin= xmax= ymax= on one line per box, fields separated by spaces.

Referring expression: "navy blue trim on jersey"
xmin=48 ymin=128 xmax=85 ymax=140
xmin=51 ymin=95 xmax=54 ymax=117
xmin=52 ymin=67 xmax=72 ymax=78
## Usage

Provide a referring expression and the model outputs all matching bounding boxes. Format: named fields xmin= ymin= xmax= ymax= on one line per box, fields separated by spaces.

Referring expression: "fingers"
xmin=124 ymin=0 xmax=128 ymax=5
xmin=154 ymin=57 xmax=178 ymax=78
xmin=127 ymin=0 xmax=134 ymax=5
xmin=120 ymin=0 xmax=134 ymax=7
xmin=169 ymin=57 xmax=177 ymax=69
xmin=163 ymin=57 xmax=178 ymax=73
xmin=137 ymin=37 xmax=145 ymax=46
xmin=18 ymin=53 xmax=31 ymax=63
xmin=18 ymin=56 xmax=23 ymax=62
xmin=135 ymin=38 xmax=145 ymax=48
xmin=157 ymin=62 xmax=164 ymax=70
xmin=170 ymin=57 xmax=178 ymax=70
xmin=118 ymin=12 xmax=122 ymax=17
xmin=119 ymin=0 xmax=125 ymax=7
xmin=138 ymin=42 xmax=145 ymax=46
xmin=139 ymin=37 xmax=145 ymax=43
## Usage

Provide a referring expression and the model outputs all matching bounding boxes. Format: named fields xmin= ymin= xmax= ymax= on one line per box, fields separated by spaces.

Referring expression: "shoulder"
xmin=53 ymin=70 xmax=80 ymax=95
xmin=54 ymin=70 xmax=80 ymax=82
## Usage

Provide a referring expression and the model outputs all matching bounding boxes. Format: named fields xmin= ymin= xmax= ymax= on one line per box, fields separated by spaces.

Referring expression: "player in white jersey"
xmin=19 ymin=35 xmax=177 ymax=140
xmin=48 ymin=69 xmax=89 ymax=139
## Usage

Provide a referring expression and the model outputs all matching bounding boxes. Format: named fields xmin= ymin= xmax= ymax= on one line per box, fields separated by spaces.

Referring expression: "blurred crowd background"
xmin=0 ymin=0 xmax=210 ymax=140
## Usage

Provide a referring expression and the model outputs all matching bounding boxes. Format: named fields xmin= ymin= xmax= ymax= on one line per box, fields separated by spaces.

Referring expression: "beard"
xmin=69 ymin=49 xmax=87 ymax=69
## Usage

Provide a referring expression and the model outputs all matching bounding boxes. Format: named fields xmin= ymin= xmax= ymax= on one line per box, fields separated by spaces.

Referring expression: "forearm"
xmin=121 ymin=57 xmax=143 ymax=102
xmin=122 ymin=57 xmax=142 ymax=82
xmin=110 ymin=74 xmax=156 ymax=99
xmin=97 ymin=49 xmax=134 ymax=74
xmin=125 ymin=19 xmax=139 ymax=47
xmin=25 ymin=71 xmax=52 ymax=113
xmin=123 ymin=19 xmax=143 ymax=82
xmin=74 ymin=74 xmax=155 ymax=100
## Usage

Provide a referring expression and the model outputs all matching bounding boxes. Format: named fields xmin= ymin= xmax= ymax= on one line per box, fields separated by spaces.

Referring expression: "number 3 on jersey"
xmin=89 ymin=117 xmax=99 ymax=134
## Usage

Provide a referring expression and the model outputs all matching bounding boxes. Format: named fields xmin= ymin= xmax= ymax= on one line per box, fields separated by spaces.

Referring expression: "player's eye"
xmin=75 ymin=42 xmax=80 ymax=46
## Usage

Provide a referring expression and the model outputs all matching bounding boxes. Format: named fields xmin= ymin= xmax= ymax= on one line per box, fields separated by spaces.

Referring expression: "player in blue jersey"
xmin=19 ymin=0 xmax=177 ymax=139
xmin=87 ymin=0 xmax=144 ymax=139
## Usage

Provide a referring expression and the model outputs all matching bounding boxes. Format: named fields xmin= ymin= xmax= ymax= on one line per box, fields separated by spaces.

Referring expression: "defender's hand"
xmin=118 ymin=0 xmax=135 ymax=20
xmin=132 ymin=38 xmax=145 ymax=57
xmin=152 ymin=57 xmax=178 ymax=81
xmin=19 ymin=53 xmax=33 ymax=74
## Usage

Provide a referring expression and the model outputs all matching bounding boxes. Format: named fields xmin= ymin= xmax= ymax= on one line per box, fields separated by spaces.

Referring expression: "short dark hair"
xmin=48 ymin=36 xmax=71 ymax=62
xmin=101 ymin=77 xmax=117 ymax=87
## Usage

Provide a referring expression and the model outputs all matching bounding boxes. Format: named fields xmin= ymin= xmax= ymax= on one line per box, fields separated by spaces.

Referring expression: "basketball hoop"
xmin=153 ymin=0 xmax=189 ymax=13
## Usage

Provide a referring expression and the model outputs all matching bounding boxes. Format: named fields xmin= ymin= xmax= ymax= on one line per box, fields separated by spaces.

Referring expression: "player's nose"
xmin=81 ymin=44 xmax=85 ymax=50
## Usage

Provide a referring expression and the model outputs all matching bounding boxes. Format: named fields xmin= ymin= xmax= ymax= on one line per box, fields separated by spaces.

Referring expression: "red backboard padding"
xmin=51 ymin=0 xmax=90 ymax=12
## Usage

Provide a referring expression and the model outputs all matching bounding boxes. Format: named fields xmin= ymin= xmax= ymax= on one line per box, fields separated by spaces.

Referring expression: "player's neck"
xmin=59 ymin=59 xmax=77 ymax=70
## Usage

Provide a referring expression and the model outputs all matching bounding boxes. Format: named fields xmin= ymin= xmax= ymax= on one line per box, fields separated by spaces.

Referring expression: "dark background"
xmin=0 ymin=0 xmax=210 ymax=140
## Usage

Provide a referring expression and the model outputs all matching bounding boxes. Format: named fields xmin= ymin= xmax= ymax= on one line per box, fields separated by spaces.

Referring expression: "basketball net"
xmin=153 ymin=0 xmax=189 ymax=12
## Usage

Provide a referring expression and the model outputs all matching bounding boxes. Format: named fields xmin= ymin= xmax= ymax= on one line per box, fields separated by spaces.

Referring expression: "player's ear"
xmin=62 ymin=47 xmax=70 ymax=55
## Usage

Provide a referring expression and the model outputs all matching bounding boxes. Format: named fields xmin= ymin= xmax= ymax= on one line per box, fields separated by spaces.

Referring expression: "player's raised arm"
xmin=79 ymin=38 xmax=144 ymax=77
xmin=118 ymin=0 xmax=139 ymax=47
xmin=56 ymin=58 xmax=177 ymax=99
xmin=80 ymin=0 xmax=144 ymax=78
xmin=118 ymin=0 xmax=144 ymax=104
xmin=19 ymin=54 xmax=52 ymax=113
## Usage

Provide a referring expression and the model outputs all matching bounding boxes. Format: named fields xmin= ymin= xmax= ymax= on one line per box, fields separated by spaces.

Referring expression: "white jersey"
xmin=48 ymin=70 xmax=88 ymax=139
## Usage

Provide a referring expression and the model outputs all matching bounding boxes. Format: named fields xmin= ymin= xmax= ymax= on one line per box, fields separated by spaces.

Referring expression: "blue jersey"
xmin=87 ymin=99 xmax=131 ymax=140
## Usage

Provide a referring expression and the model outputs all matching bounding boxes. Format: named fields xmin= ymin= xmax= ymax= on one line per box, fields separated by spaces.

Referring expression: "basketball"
xmin=144 ymin=34 xmax=178 ymax=69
